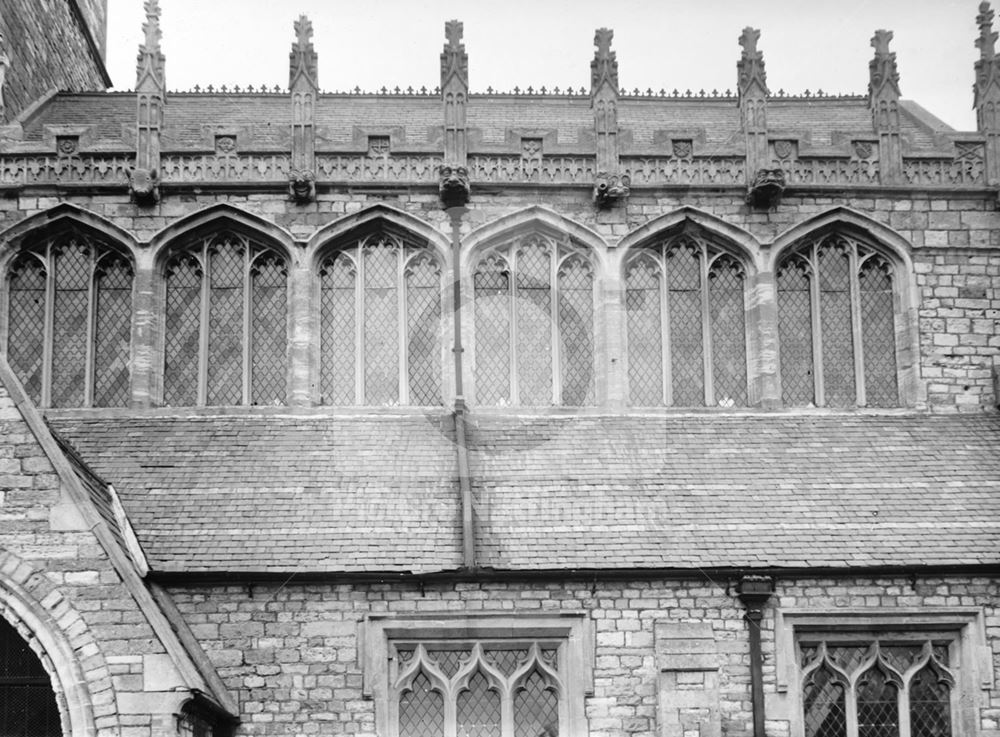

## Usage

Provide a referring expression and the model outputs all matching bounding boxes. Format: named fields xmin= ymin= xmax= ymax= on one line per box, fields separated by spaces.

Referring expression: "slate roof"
xmin=49 ymin=411 xmax=1000 ymax=574
xmin=10 ymin=91 xmax=963 ymax=155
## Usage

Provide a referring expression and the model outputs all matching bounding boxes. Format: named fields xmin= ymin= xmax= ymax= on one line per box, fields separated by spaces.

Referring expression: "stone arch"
xmin=148 ymin=203 xmax=297 ymax=269
xmin=768 ymin=207 xmax=922 ymax=408
xmin=305 ymin=204 xmax=451 ymax=269
xmin=615 ymin=206 xmax=761 ymax=276
xmin=461 ymin=206 xmax=608 ymax=274
xmin=0 ymin=549 xmax=109 ymax=737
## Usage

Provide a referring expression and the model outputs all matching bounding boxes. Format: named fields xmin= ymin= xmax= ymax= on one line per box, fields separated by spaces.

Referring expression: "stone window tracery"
xmin=162 ymin=231 xmax=288 ymax=406
xmin=4 ymin=232 xmax=133 ymax=408
xmin=624 ymin=232 xmax=748 ymax=406
xmin=777 ymin=233 xmax=899 ymax=407
xmin=318 ymin=230 xmax=443 ymax=406
xmin=472 ymin=233 xmax=595 ymax=406
xmin=800 ymin=640 xmax=954 ymax=737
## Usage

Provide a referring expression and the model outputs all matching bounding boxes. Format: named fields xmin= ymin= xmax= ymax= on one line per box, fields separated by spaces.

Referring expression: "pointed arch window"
xmin=318 ymin=230 xmax=443 ymax=406
xmin=472 ymin=232 xmax=595 ymax=406
xmin=4 ymin=233 xmax=133 ymax=408
xmin=0 ymin=618 xmax=61 ymax=737
xmin=799 ymin=640 xmax=954 ymax=737
xmin=162 ymin=231 xmax=288 ymax=406
xmin=624 ymin=232 xmax=749 ymax=406
xmin=777 ymin=233 xmax=900 ymax=407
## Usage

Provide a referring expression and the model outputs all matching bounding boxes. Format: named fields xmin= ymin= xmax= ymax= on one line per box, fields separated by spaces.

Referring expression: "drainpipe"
xmin=737 ymin=575 xmax=774 ymax=737
xmin=447 ymin=205 xmax=475 ymax=569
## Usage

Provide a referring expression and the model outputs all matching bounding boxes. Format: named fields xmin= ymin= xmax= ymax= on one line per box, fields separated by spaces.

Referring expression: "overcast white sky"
xmin=105 ymin=0 xmax=979 ymax=131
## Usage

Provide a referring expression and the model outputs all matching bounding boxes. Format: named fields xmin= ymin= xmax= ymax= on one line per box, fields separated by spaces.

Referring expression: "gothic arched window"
xmin=5 ymin=233 xmax=133 ymax=408
xmin=777 ymin=233 xmax=899 ymax=407
xmin=318 ymin=230 xmax=443 ymax=406
xmin=624 ymin=232 xmax=748 ymax=406
xmin=0 ymin=618 xmax=61 ymax=737
xmin=472 ymin=232 xmax=595 ymax=406
xmin=162 ymin=232 xmax=288 ymax=406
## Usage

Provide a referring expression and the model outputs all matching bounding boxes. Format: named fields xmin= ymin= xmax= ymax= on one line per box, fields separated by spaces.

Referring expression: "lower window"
xmin=362 ymin=614 xmax=592 ymax=737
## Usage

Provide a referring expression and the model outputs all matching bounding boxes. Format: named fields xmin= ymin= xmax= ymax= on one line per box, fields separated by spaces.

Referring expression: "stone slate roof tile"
xmin=48 ymin=412 xmax=1000 ymax=574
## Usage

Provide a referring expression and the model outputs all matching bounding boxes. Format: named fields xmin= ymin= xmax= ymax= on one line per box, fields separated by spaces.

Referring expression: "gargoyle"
xmin=288 ymin=169 xmax=315 ymax=204
xmin=439 ymin=164 xmax=470 ymax=208
xmin=593 ymin=172 xmax=630 ymax=207
xmin=745 ymin=167 xmax=785 ymax=209
xmin=126 ymin=167 xmax=159 ymax=206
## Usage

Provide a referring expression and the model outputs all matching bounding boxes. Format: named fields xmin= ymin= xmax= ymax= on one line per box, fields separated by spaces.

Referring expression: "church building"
xmin=0 ymin=2 xmax=996 ymax=736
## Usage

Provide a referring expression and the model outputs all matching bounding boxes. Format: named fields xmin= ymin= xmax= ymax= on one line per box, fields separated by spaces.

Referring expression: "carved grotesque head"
xmin=746 ymin=168 xmax=786 ymax=209
xmin=288 ymin=169 xmax=315 ymax=204
xmin=593 ymin=172 xmax=630 ymax=207
xmin=126 ymin=167 xmax=159 ymax=206
xmin=438 ymin=165 xmax=470 ymax=208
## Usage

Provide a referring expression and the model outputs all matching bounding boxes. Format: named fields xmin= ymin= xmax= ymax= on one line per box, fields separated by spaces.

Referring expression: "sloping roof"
xmin=10 ymin=91 xmax=961 ymax=155
xmin=49 ymin=411 xmax=1000 ymax=574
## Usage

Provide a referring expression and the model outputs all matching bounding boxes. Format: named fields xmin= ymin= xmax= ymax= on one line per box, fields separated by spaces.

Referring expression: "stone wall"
xmin=0 ymin=187 xmax=998 ymax=411
xmin=0 ymin=0 xmax=108 ymax=123
xmin=165 ymin=574 xmax=1000 ymax=737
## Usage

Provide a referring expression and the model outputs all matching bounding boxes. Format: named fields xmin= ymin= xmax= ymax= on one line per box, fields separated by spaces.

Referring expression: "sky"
xmin=105 ymin=0 xmax=981 ymax=131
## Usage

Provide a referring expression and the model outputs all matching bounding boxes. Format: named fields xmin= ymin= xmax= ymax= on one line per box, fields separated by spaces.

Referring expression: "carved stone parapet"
xmin=288 ymin=169 xmax=315 ymax=203
xmin=438 ymin=164 xmax=470 ymax=208
xmin=745 ymin=168 xmax=784 ymax=209
xmin=593 ymin=172 xmax=630 ymax=207
xmin=126 ymin=167 xmax=159 ymax=205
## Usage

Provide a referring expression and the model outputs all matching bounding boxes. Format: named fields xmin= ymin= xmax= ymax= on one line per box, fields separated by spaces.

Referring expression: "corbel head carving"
xmin=593 ymin=172 xmax=630 ymax=207
xmin=288 ymin=169 xmax=316 ymax=203
xmin=126 ymin=167 xmax=159 ymax=206
xmin=439 ymin=164 xmax=470 ymax=208
xmin=745 ymin=167 xmax=785 ymax=209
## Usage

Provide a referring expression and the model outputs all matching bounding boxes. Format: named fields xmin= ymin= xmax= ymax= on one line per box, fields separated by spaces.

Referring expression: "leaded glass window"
xmin=472 ymin=233 xmax=595 ymax=406
xmin=392 ymin=642 xmax=563 ymax=737
xmin=4 ymin=233 xmax=133 ymax=408
xmin=162 ymin=232 xmax=288 ymax=406
xmin=800 ymin=640 xmax=953 ymax=737
xmin=0 ymin=618 xmax=61 ymax=737
xmin=319 ymin=231 xmax=443 ymax=405
xmin=624 ymin=233 xmax=748 ymax=406
xmin=777 ymin=234 xmax=899 ymax=407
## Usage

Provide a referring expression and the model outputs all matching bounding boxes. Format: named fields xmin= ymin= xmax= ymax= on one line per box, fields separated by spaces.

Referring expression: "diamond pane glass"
xmin=859 ymin=260 xmax=898 ymax=407
xmin=7 ymin=256 xmax=46 ymax=404
xmin=513 ymin=670 xmax=559 ymax=737
xmin=207 ymin=238 xmax=245 ymax=405
xmin=456 ymin=670 xmax=501 ymax=737
xmin=857 ymin=667 xmax=899 ymax=737
xmin=818 ymin=244 xmax=856 ymax=407
xmin=0 ymin=619 xmax=61 ymax=737
xmin=515 ymin=239 xmax=553 ymax=405
xmin=709 ymin=256 xmax=747 ymax=406
xmin=320 ymin=253 xmax=357 ymax=405
xmin=909 ymin=666 xmax=952 ymax=737
xmin=431 ymin=650 xmax=465 ymax=678
xmin=667 ymin=243 xmax=704 ymax=406
xmin=803 ymin=666 xmax=847 ymax=737
xmin=406 ymin=254 xmax=442 ymax=405
xmin=364 ymin=242 xmax=399 ymax=405
xmin=93 ymin=255 xmax=133 ymax=407
xmin=250 ymin=252 xmax=287 ymax=405
xmin=778 ymin=259 xmax=815 ymax=406
xmin=50 ymin=241 xmax=90 ymax=407
xmin=626 ymin=255 xmax=664 ymax=406
xmin=399 ymin=671 xmax=444 ymax=737
xmin=558 ymin=255 xmax=594 ymax=406
xmin=485 ymin=649 xmax=530 ymax=677
xmin=474 ymin=257 xmax=511 ymax=405
xmin=163 ymin=255 xmax=201 ymax=406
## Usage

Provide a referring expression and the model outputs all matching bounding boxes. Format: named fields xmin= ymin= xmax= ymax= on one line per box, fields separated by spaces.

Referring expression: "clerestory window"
xmin=162 ymin=231 xmax=288 ymax=406
xmin=777 ymin=233 xmax=899 ymax=407
xmin=318 ymin=230 xmax=444 ymax=406
xmin=624 ymin=231 xmax=749 ymax=407
xmin=4 ymin=232 xmax=133 ymax=408
xmin=471 ymin=232 xmax=595 ymax=406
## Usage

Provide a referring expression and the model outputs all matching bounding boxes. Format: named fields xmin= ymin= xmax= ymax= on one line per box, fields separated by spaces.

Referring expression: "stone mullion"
xmin=845 ymin=680 xmax=860 ymax=737
xmin=83 ymin=250 xmax=97 ymax=408
xmin=355 ymin=246 xmax=365 ymax=405
xmin=129 ymin=255 xmax=157 ymax=408
xmin=897 ymin=676 xmax=912 ymax=737
xmin=40 ymin=244 xmax=55 ymax=409
xmin=753 ymin=267 xmax=780 ymax=408
xmin=551 ymin=248 xmax=562 ymax=406
xmin=197 ymin=241 xmax=210 ymax=407
xmin=499 ymin=685 xmax=515 ymax=737
xmin=809 ymin=246 xmax=825 ymax=407
xmin=241 ymin=245 xmax=252 ymax=407
xmin=397 ymin=250 xmax=409 ymax=406
xmin=849 ymin=245 xmax=867 ymax=407
xmin=661 ymin=250 xmax=674 ymax=407
xmin=509 ymin=249 xmax=520 ymax=406
xmin=701 ymin=246 xmax=714 ymax=407
xmin=287 ymin=259 xmax=313 ymax=407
